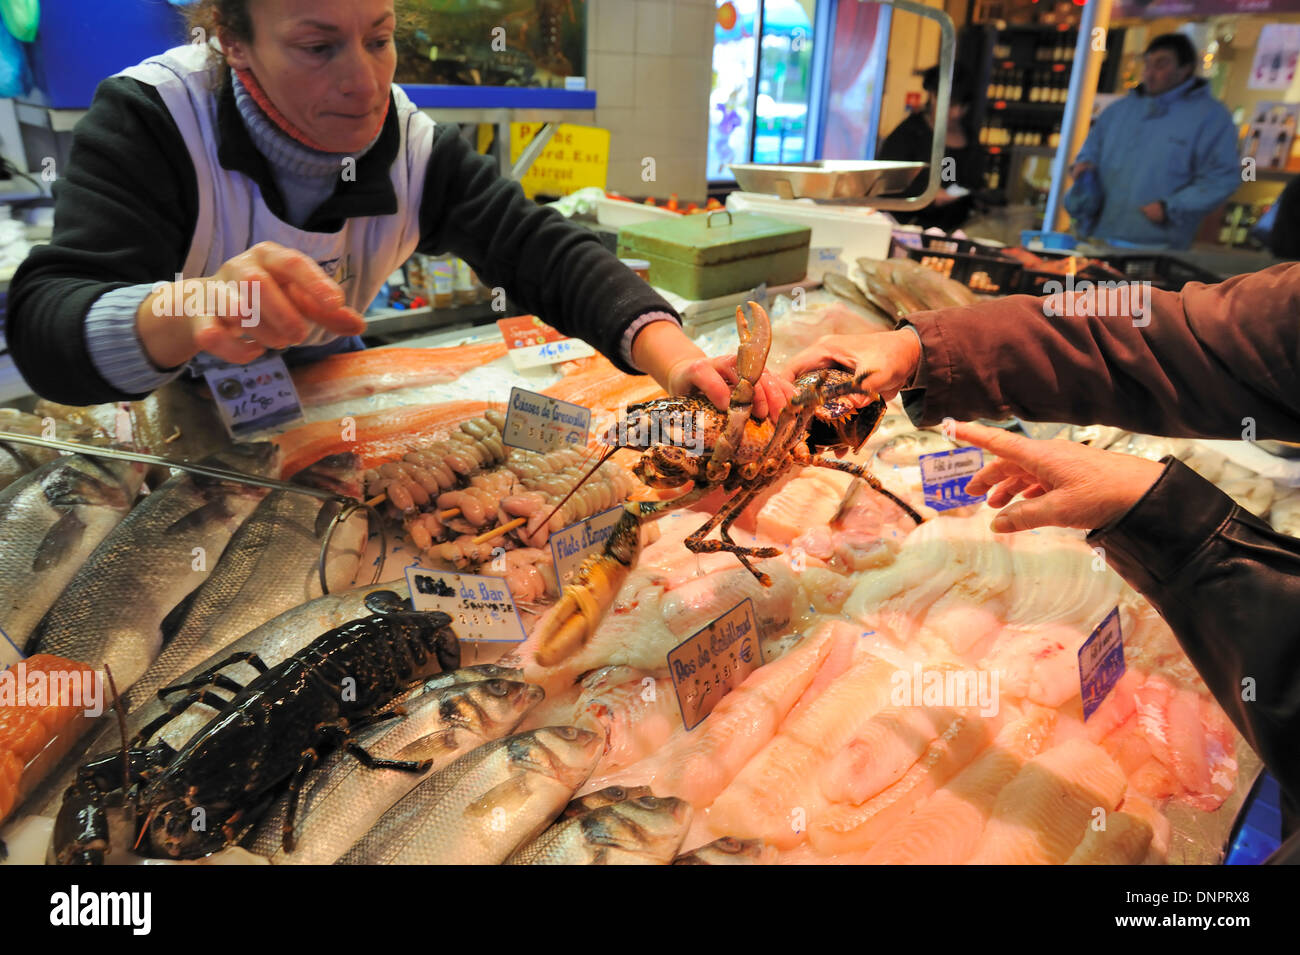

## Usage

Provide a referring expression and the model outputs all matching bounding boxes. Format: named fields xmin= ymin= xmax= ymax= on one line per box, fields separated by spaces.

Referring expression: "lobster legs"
xmin=811 ymin=456 xmax=926 ymax=527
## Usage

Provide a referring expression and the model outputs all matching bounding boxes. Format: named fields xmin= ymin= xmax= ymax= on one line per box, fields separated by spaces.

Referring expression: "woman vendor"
xmin=784 ymin=263 xmax=1300 ymax=862
xmin=4 ymin=0 xmax=790 ymax=420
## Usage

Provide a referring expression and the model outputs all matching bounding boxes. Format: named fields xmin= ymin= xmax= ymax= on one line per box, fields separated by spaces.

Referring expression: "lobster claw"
xmin=706 ymin=301 xmax=772 ymax=484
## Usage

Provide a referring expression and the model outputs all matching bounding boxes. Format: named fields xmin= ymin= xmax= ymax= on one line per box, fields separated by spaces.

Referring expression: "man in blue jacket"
xmin=1070 ymin=33 xmax=1240 ymax=249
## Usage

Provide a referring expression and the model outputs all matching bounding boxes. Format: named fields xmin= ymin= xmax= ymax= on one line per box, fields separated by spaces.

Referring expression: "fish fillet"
xmin=807 ymin=713 xmax=995 ymax=855
xmin=706 ymin=652 xmax=904 ymax=847
xmin=274 ymin=401 xmax=502 ymax=476
xmin=967 ymin=738 xmax=1127 ymax=865
xmin=291 ymin=343 xmax=508 ymax=406
xmin=1065 ymin=809 xmax=1153 ymax=864
xmin=586 ymin=625 xmax=839 ymax=807
xmin=859 ymin=710 xmax=1054 ymax=864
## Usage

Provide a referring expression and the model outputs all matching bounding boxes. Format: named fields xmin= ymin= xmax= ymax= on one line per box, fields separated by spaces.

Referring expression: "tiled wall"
xmin=588 ymin=0 xmax=715 ymax=203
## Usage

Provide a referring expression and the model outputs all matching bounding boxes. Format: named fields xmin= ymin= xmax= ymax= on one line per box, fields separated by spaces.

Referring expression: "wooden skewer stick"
xmin=364 ymin=494 xmax=387 ymax=508
xmin=438 ymin=508 xmax=462 ymax=520
xmin=472 ymin=517 xmax=526 ymax=545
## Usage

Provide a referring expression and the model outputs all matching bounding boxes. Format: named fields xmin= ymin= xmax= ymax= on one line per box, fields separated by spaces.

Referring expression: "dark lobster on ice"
xmin=530 ymin=300 xmax=924 ymax=667
xmin=53 ymin=592 xmax=460 ymax=864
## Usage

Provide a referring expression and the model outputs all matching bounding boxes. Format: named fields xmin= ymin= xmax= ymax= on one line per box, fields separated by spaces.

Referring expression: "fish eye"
xmin=556 ymin=726 xmax=579 ymax=740
xmin=485 ymin=679 xmax=509 ymax=697
xmin=632 ymin=795 xmax=660 ymax=809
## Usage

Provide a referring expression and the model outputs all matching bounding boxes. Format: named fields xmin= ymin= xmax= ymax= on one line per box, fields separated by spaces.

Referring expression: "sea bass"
xmin=0 ymin=409 xmax=103 ymax=492
xmin=25 ymin=444 xmax=279 ymax=691
xmin=505 ymin=793 xmax=692 ymax=865
xmin=121 ymin=453 xmax=367 ymax=713
xmin=0 ymin=454 xmax=146 ymax=651
xmin=336 ymin=726 xmax=601 ymax=865
xmin=560 ymin=785 xmax=655 ymax=820
xmin=248 ymin=677 xmax=544 ymax=864
xmin=673 ymin=836 xmax=777 ymax=865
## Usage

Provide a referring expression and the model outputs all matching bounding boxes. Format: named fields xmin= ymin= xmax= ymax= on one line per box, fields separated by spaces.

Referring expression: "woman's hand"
xmin=782 ymin=329 xmax=922 ymax=401
xmin=137 ymin=242 xmax=367 ymax=368
xmin=666 ymin=354 xmax=794 ymax=421
xmin=632 ymin=319 xmax=792 ymax=420
xmin=953 ymin=421 xmax=1167 ymax=533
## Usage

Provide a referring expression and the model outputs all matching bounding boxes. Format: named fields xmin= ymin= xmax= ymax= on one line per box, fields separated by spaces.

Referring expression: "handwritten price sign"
xmin=497 ymin=315 xmax=595 ymax=371
xmin=668 ymin=599 xmax=764 ymax=731
xmin=919 ymin=446 xmax=986 ymax=511
xmin=502 ymin=387 xmax=590 ymax=454
xmin=404 ymin=565 xmax=526 ymax=642
xmin=203 ymin=354 xmax=304 ymax=437
xmin=1079 ymin=607 xmax=1125 ymax=721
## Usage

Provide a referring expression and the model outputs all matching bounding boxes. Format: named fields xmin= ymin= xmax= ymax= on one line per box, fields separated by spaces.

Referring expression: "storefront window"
xmin=708 ymin=0 xmax=818 ymax=179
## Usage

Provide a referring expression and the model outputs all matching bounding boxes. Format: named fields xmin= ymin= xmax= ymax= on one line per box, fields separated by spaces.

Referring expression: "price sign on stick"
xmin=502 ymin=386 xmax=590 ymax=454
xmin=919 ymin=446 xmax=986 ymax=511
xmin=1079 ymin=607 xmax=1125 ymax=720
xmin=405 ymin=565 xmax=527 ymax=643
xmin=203 ymin=354 xmax=304 ymax=437
xmin=668 ymin=599 xmax=764 ymax=731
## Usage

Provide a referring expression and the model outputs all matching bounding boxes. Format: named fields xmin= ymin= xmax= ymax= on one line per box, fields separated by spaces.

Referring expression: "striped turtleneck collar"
xmin=231 ymin=68 xmax=384 ymax=179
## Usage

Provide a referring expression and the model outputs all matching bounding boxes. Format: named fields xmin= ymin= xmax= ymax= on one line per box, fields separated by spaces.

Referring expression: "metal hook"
xmin=319 ymin=499 xmax=387 ymax=596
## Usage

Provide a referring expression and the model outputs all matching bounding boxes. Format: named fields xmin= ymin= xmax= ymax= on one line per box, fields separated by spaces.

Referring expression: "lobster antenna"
xmin=103 ymin=664 xmax=129 ymax=807
xmin=537 ymin=443 xmax=617 ymax=530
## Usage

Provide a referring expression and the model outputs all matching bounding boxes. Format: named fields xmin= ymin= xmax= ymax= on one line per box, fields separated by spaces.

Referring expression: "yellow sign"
xmin=509 ymin=123 xmax=609 ymax=199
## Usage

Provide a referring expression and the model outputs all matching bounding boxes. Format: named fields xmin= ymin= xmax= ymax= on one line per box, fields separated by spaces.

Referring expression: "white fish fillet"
xmin=967 ymin=738 xmax=1127 ymax=864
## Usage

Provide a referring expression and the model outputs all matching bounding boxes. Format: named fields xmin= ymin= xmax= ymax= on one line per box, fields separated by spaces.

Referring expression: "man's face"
xmin=1142 ymin=48 xmax=1194 ymax=96
xmin=222 ymin=0 xmax=397 ymax=153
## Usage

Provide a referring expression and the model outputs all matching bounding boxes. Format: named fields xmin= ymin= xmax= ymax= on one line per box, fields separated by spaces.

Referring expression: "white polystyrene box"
xmin=725 ymin=192 xmax=893 ymax=281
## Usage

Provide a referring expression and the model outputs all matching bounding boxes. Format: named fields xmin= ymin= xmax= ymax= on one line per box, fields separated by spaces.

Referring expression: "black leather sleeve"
xmin=1090 ymin=457 xmax=1300 ymax=805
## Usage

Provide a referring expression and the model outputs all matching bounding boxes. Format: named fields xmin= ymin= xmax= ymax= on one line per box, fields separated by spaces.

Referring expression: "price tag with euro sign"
xmin=919 ymin=446 xmax=986 ymax=510
xmin=668 ymin=599 xmax=764 ymax=731
xmin=203 ymin=354 xmax=304 ymax=438
xmin=497 ymin=315 xmax=596 ymax=371
xmin=502 ymin=386 xmax=590 ymax=454
xmin=405 ymin=565 xmax=526 ymax=643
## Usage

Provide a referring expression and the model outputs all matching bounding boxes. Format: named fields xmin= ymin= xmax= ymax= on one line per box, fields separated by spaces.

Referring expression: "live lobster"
xmin=53 ymin=592 xmax=460 ymax=863
xmin=528 ymin=300 xmax=924 ymax=667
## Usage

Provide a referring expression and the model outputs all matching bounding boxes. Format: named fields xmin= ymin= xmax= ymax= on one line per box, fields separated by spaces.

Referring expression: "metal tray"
xmin=729 ymin=160 xmax=927 ymax=201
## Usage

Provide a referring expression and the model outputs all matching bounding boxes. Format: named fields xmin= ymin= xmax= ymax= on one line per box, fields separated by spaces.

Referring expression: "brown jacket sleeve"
xmin=903 ymin=262 xmax=1300 ymax=439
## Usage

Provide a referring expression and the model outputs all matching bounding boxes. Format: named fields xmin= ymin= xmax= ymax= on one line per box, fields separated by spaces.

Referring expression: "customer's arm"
xmin=954 ymin=422 xmax=1300 ymax=806
xmin=902 ymin=261 xmax=1300 ymax=438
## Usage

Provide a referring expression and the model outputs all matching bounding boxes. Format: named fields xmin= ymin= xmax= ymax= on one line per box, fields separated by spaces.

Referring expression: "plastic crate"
xmin=905 ymin=247 xmax=1023 ymax=295
xmin=891 ymin=234 xmax=1009 ymax=259
xmin=1015 ymin=259 xmax=1131 ymax=296
xmin=1095 ymin=253 xmax=1219 ymax=292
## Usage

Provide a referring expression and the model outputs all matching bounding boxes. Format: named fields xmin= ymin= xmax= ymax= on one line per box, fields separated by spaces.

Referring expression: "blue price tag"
xmin=667 ymin=599 xmax=763 ymax=731
xmin=919 ymin=446 xmax=986 ymax=511
xmin=1079 ymin=607 xmax=1125 ymax=720
xmin=0 ymin=624 xmax=22 ymax=667
xmin=203 ymin=354 xmax=304 ymax=438
xmin=550 ymin=505 xmax=625 ymax=587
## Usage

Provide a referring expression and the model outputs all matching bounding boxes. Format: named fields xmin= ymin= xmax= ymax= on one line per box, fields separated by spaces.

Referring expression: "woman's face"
xmin=222 ymin=0 xmax=397 ymax=153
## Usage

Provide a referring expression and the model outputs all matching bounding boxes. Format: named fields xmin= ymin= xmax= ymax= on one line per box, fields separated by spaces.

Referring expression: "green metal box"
xmin=617 ymin=211 xmax=811 ymax=300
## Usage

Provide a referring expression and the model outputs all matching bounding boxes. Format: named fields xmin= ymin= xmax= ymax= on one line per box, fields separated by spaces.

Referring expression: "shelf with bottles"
xmin=985 ymin=62 xmax=1073 ymax=106
xmin=988 ymin=28 xmax=1077 ymax=68
xmin=979 ymin=118 xmax=1063 ymax=151
xmin=1216 ymin=202 xmax=1268 ymax=250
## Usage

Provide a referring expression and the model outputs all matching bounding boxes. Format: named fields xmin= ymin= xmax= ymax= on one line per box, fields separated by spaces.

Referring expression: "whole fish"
xmin=121 ymin=453 xmax=367 ymax=713
xmin=506 ymin=794 xmax=692 ymax=865
xmin=560 ymin=785 xmax=655 ymax=820
xmin=0 ymin=409 xmax=102 ymax=492
xmin=37 ymin=379 xmax=228 ymax=467
xmin=0 ymin=454 xmax=146 ymax=650
xmin=673 ymin=836 xmax=776 ymax=865
xmin=24 ymin=443 xmax=279 ymax=692
xmin=248 ymin=678 xmax=544 ymax=864
xmin=336 ymin=726 xmax=601 ymax=865
xmin=422 ymin=663 xmax=525 ymax=694
xmin=18 ymin=585 xmax=420 ymax=821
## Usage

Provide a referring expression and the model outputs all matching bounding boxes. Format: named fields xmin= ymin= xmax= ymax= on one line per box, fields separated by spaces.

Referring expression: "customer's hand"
xmin=953 ymin=421 xmax=1167 ymax=533
xmin=138 ymin=242 xmax=366 ymax=368
xmin=1140 ymin=201 xmax=1167 ymax=224
xmin=783 ymin=329 xmax=922 ymax=402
